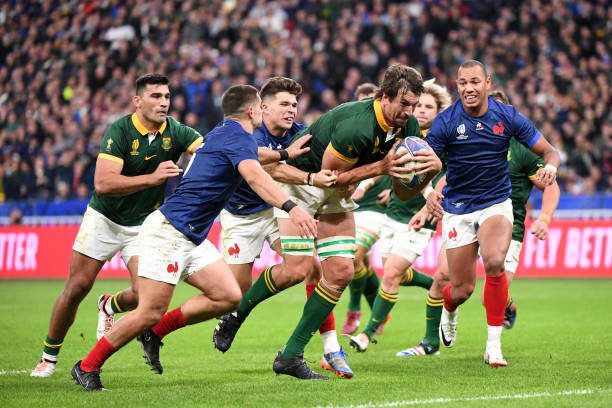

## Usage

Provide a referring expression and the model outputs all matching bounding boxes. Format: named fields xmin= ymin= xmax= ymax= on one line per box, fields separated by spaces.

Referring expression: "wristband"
xmin=278 ymin=150 xmax=289 ymax=161
xmin=421 ymin=185 xmax=435 ymax=199
xmin=357 ymin=178 xmax=375 ymax=190
xmin=281 ymin=199 xmax=297 ymax=213
xmin=538 ymin=213 xmax=552 ymax=226
xmin=544 ymin=164 xmax=557 ymax=174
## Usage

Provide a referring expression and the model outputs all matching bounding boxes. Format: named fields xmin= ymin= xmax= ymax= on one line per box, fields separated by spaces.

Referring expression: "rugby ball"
xmin=395 ymin=136 xmax=429 ymax=189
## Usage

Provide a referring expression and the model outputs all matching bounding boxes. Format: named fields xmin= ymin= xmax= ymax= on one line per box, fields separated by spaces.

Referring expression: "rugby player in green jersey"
xmin=31 ymin=74 xmax=204 ymax=378
xmin=397 ymin=89 xmax=560 ymax=357
xmin=267 ymin=64 xmax=442 ymax=379
xmin=350 ymin=79 xmax=451 ymax=352
xmin=341 ymin=83 xmax=393 ymax=336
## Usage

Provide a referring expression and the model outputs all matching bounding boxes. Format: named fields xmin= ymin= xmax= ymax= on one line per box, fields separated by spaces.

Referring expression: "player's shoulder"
xmin=336 ymin=100 xmax=376 ymax=135
xmin=291 ymin=122 xmax=307 ymax=134
xmin=105 ymin=114 xmax=133 ymax=138
xmin=488 ymin=98 xmax=518 ymax=122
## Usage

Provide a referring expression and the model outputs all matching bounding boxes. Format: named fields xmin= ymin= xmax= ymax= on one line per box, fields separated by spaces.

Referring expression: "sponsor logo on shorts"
xmin=167 ymin=261 xmax=179 ymax=273
xmin=448 ymin=228 xmax=457 ymax=240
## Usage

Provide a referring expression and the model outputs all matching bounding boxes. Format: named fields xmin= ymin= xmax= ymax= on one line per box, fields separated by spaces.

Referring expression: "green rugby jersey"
xmin=288 ymin=98 xmax=421 ymax=173
xmin=508 ymin=137 xmax=544 ymax=241
xmin=89 ymin=113 xmax=203 ymax=226
xmin=354 ymin=175 xmax=392 ymax=213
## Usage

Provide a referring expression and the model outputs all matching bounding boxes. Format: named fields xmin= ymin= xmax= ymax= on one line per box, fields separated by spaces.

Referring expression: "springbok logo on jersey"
xmin=456 ymin=124 xmax=468 ymax=140
xmin=162 ymin=137 xmax=172 ymax=151
xmin=106 ymin=139 xmax=113 ymax=152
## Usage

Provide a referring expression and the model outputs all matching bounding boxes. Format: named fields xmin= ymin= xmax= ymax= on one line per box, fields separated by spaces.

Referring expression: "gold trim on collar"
xmin=421 ymin=128 xmax=429 ymax=138
xmin=131 ymin=113 xmax=167 ymax=136
xmin=373 ymin=99 xmax=392 ymax=132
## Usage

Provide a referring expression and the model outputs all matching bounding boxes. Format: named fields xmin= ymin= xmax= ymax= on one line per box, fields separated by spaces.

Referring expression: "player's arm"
xmin=237 ymin=159 xmax=317 ymax=238
xmin=332 ymin=141 xmax=413 ymax=186
xmin=529 ymin=137 xmax=560 ymax=186
xmin=530 ymin=177 xmax=560 ymax=240
xmin=352 ymin=175 xmax=383 ymax=200
xmin=424 ymin=174 xmax=445 ymax=222
xmin=257 ymin=133 xmax=312 ymax=165
xmin=262 ymin=162 xmax=337 ymax=187
xmin=94 ymin=156 xmax=182 ymax=196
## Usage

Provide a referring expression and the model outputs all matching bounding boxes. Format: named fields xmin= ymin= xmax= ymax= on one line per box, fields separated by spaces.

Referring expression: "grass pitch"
xmin=1 ymin=279 xmax=611 ymax=407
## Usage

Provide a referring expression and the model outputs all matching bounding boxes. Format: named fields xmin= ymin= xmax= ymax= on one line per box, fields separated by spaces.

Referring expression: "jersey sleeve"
xmin=98 ymin=122 xmax=128 ymax=164
xmin=515 ymin=139 xmax=544 ymax=181
xmin=226 ymin=133 xmax=259 ymax=169
xmin=174 ymin=120 xmax=203 ymax=153
xmin=328 ymin=120 xmax=371 ymax=163
xmin=511 ymin=107 xmax=541 ymax=148
xmin=253 ymin=129 xmax=268 ymax=148
xmin=424 ymin=116 xmax=446 ymax=157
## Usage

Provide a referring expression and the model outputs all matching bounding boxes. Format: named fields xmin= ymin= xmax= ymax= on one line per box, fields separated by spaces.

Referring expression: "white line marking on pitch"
xmin=315 ymin=389 xmax=611 ymax=408
xmin=0 ymin=370 xmax=30 ymax=375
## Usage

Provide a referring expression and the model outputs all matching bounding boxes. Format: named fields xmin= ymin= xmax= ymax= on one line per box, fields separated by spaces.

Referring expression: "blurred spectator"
xmin=0 ymin=0 xmax=610 ymax=202
xmin=9 ymin=208 xmax=23 ymax=225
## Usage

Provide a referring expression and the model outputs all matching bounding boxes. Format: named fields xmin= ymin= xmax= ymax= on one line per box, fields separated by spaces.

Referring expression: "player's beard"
xmin=144 ymin=110 xmax=167 ymax=127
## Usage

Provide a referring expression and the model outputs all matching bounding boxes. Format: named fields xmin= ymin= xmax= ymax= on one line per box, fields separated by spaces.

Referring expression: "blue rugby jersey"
xmin=224 ymin=121 xmax=306 ymax=215
xmin=426 ymin=97 xmax=541 ymax=214
xmin=160 ymin=120 xmax=259 ymax=245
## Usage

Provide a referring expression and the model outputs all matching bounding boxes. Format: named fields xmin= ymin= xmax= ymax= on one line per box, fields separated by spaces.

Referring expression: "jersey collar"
xmin=373 ymin=99 xmax=393 ymax=133
xmin=420 ymin=128 xmax=429 ymax=138
xmin=131 ymin=113 xmax=167 ymax=136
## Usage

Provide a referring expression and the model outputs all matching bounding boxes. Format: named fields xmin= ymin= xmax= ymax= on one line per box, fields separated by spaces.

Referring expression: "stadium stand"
xmin=0 ymin=0 xmax=610 ymax=219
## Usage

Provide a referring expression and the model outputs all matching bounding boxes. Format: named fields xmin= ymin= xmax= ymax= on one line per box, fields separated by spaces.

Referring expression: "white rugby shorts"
xmin=442 ymin=198 xmax=514 ymax=249
xmin=220 ymin=207 xmax=279 ymax=264
xmin=138 ymin=210 xmax=222 ymax=285
xmin=273 ymin=183 xmax=358 ymax=218
xmin=504 ymin=239 xmax=523 ymax=274
xmin=72 ymin=206 xmax=140 ymax=265
xmin=354 ymin=210 xmax=386 ymax=238
xmin=378 ymin=214 xmax=435 ymax=261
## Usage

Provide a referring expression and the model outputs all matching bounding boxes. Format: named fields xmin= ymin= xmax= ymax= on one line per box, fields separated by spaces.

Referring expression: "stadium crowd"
xmin=0 ymin=0 xmax=610 ymax=202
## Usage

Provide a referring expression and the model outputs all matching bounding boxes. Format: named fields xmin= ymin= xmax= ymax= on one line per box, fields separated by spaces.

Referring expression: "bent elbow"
xmin=94 ymin=179 xmax=109 ymax=196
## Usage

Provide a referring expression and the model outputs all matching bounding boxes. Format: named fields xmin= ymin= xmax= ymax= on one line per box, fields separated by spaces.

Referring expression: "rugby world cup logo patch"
xmin=456 ymin=124 xmax=468 ymax=140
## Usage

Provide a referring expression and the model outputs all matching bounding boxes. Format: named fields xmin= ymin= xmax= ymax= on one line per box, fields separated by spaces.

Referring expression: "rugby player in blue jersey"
xmin=213 ymin=77 xmax=353 ymax=377
xmin=71 ymin=85 xmax=318 ymax=391
xmin=425 ymin=60 xmax=560 ymax=367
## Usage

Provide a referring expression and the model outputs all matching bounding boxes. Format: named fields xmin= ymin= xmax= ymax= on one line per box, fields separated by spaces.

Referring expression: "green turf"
xmin=1 ymin=279 xmax=611 ymax=407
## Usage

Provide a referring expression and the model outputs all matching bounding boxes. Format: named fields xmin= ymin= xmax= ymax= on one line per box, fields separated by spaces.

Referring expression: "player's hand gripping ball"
xmin=395 ymin=136 xmax=429 ymax=189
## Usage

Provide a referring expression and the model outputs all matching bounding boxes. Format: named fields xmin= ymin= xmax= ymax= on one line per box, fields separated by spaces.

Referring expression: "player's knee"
xmin=483 ymin=255 xmax=505 ymax=275
xmin=331 ymin=261 xmax=354 ymax=288
xmin=283 ymin=258 xmax=310 ymax=284
xmin=63 ymin=278 xmax=93 ymax=303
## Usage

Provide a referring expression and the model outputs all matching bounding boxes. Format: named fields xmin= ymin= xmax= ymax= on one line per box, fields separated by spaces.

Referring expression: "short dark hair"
xmin=458 ymin=60 xmax=488 ymax=78
xmin=489 ymin=90 xmax=510 ymax=104
xmin=135 ymin=73 xmax=169 ymax=95
xmin=260 ymin=77 xmax=302 ymax=101
xmin=221 ymin=85 xmax=260 ymax=118
xmin=355 ymin=83 xmax=378 ymax=100
xmin=375 ymin=64 xmax=423 ymax=100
